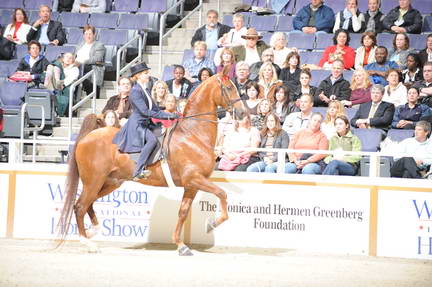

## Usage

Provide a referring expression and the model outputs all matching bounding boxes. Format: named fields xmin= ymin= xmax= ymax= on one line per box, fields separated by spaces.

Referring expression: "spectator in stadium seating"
xmin=402 ymin=53 xmax=423 ymax=87
xmin=152 ymin=94 xmax=180 ymax=129
xmin=279 ymin=52 xmax=301 ymax=90
xmin=27 ymin=5 xmax=66 ymax=46
xmin=184 ymin=41 xmax=216 ymax=83
xmin=419 ymin=34 xmax=432 ymax=67
xmin=217 ymin=13 xmax=247 ymax=48
xmin=318 ymin=29 xmax=355 ymax=70
xmin=383 ymin=69 xmax=407 ymax=107
xmin=189 ymin=67 xmax=213 ymax=94
xmin=354 ymin=32 xmax=377 ymax=70
xmin=342 ymin=68 xmax=372 ymax=108
xmin=273 ymin=85 xmax=298 ymax=125
xmin=383 ymin=0 xmax=422 ymax=34
xmin=72 ymin=0 xmax=106 ymax=13
xmin=293 ymin=0 xmax=335 ymax=34
xmin=245 ymin=81 xmax=261 ymax=115
xmin=44 ymin=52 xmax=79 ymax=117
xmin=270 ymin=32 xmax=297 ymax=69
xmin=252 ymin=99 xmax=272 ymax=130
xmin=16 ymin=40 xmax=49 ymax=87
xmin=315 ymin=60 xmax=351 ymax=107
xmin=351 ymin=84 xmax=395 ymax=131
xmin=321 ymin=100 xmax=346 ymax=139
xmin=178 ymin=98 xmax=187 ymax=115
xmin=216 ymin=47 xmax=236 ymax=80
xmin=333 ymin=0 xmax=365 ymax=33
xmin=103 ymin=110 xmax=121 ymax=128
xmin=217 ymin=115 xmax=261 ymax=172
xmin=215 ymin=112 xmax=235 ymax=157
xmin=290 ymin=68 xmax=318 ymax=104
xmin=390 ymin=121 xmax=432 ymax=178
xmin=392 ymin=87 xmax=432 ymax=129
xmin=284 ymin=112 xmax=329 ymax=175
xmin=2 ymin=8 xmax=31 ymax=45
xmin=249 ymin=48 xmax=280 ymax=82
xmin=258 ymin=62 xmax=283 ymax=105
xmin=388 ymin=33 xmax=415 ymax=70
xmin=233 ymin=61 xmax=251 ymax=99
xmin=75 ymin=25 xmax=105 ymax=99
xmin=166 ymin=65 xmax=192 ymax=99
xmin=413 ymin=62 xmax=432 ymax=107
xmin=232 ymin=28 xmax=269 ymax=67
xmin=322 ymin=114 xmax=362 ymax=176
xmin=246 ymin=113 xmax=290 ymax=173
xmin=53 ymin=0 xmax=74 ymax=12
xmin=282 ymin=94 xmax=314 ymax=138
xmin=361 ymin=0 xmax=385 ymax=33
xmin=151 ymin=80 xmax=169 ymax=109
xmin=102 ymin=77 xmax=133 ymax=124
xmin=191 ymin=9 xmax=230 ymax=50
xmin=365 ymin=46 xmax=399 ymax=86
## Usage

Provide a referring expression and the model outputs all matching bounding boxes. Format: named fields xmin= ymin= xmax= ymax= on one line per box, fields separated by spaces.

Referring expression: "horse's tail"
xmin=55 ymin=114 xmax=104 ymax=248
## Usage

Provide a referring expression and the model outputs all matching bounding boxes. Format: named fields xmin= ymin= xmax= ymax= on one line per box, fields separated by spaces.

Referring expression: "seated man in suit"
xmin=413 ymin=62 xmax=432 ymax=108
xmin=351 ymin=84 xmax=395 ymax=132
xmin=26 ymin=5 xmax=66 ymax=46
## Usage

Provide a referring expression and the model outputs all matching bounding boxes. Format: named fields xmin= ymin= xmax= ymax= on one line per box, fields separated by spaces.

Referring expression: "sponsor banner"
xmin=191 ymin=183 xmax=370 ymax=255
xmin=13 ymin=174 xmax=183 ymax=242
xmin=0 ymin=174 xmax=9 ymax=237
xmin=377 ymin=190 xmax=432 ymax=260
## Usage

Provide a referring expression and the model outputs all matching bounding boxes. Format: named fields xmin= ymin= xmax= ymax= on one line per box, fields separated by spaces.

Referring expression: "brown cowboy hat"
xmin=241 ymin=28 xmax=262 ymax=40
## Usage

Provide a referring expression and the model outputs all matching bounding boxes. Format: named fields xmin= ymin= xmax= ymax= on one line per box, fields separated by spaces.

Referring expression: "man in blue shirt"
xmin=293 ymin=0 xmax=335 ymax=33
xmin=365 ymin=46 xmax=399 ymax=86
xmin=183 ymin=41 xmax=216 ymax=83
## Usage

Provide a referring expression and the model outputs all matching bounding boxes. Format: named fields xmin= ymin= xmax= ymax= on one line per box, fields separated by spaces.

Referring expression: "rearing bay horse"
xmin=58 ymin=69 xmax=247 ymax=255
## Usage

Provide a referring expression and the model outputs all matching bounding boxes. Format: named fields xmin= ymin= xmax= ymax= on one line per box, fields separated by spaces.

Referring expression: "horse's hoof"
xmin=205 ymin=217 xmax=217 ymax=233
xmin=80 ymin=236 xmax=99 ymax=253
xmin=85 ymin=225 xmax=100 ymax=239
xmin=178 ymin=245 xmax=193 ymax=256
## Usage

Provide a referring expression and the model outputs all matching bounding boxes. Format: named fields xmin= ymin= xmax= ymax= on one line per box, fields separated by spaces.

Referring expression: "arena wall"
xmin=0 ymin=164 xmax=431 ymax=260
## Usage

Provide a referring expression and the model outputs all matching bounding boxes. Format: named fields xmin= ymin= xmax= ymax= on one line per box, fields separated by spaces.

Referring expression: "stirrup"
xmin=132 ymin=169 xmax=152 ymax=181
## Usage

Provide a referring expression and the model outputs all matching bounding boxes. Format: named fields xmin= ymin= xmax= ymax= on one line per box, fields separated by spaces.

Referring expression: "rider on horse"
xmin=113 ymin=62 xmax=180 ymax=181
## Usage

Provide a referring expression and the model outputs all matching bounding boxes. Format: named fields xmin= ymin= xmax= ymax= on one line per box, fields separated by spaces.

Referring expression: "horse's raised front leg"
xmin=173 ymin=189 xmax=197 ymax=256
xmin=187 ymin=174 xmax=229 ymax=233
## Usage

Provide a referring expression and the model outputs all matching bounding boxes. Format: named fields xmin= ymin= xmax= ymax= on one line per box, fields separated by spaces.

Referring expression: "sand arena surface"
xmin=0 ymin=238 xmax=430 ymax=287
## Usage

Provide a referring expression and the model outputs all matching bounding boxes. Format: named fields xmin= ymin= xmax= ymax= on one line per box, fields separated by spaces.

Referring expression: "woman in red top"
xmin=318 ymin=29 xmax=355 ymax=70
xmin=152 ymin=94 xmax=180 ymax=128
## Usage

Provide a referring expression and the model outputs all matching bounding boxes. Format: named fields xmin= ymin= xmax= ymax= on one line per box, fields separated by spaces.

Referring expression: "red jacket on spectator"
xmin=319 ymin=45 xmax=355 ymax=70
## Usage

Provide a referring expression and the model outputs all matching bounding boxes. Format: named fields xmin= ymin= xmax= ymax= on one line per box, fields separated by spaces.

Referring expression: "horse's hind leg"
xmin=85 ymin=204 xmax=100 ymax=239
xmin=173 ymin=189 xmax=197 ymax=256
xmin=188 ymin=175 xmax=229 ymax=232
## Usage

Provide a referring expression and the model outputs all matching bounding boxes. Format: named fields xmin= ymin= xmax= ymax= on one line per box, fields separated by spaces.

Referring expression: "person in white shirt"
xmin=72 ymin=0 xmax=106 ymax=13
xmin=2 ymin=8 xmax=32 ymax=45
xmin=282 ymin=94 xmax=314 ymax=138
xmin=383 ymin=69 xmax=407 ymax=107
xmin=269 ymin=32 xmax=298 ymax=69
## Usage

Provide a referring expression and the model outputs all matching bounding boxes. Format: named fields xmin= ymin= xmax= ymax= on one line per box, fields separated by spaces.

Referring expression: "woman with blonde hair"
xmin=216 ymin=47 xmax=236 ymax=79
xmin=258 ymin=62 xmax=283 ymax=105
xmin=321 ymin=100 xmax=346 ymax=139
xmin=269 ymin=32 xmax=297 ymax=69
xmin=151 ymin=80 xmax=170 ymax=109
xmin=341 ymin=68 xmax=372 ymax=108
xmin=251 ymin=99 xmax=272 ymax=130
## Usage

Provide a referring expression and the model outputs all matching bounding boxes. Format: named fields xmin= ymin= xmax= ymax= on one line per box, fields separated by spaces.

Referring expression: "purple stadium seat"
xmin=310 ymin=70 xmax=328 ymax=86
xmin=376 ymin=33 xmax=394 ymax=48
xmin=0 ymin=60 xmax=19 ymax=78
xmin=350 ymin=33 xmax=362 ymax=50
xmin=162 ymin=65 xmax=174 ymax=82
xmin=98 ymin=29 xmax=128 ymax=45
xmin=0 ymin=0 xmax=24 ymax=9
xmin=352 ymin=128 xmax=382 ymax=152
xmin=358 ymin=1 xmax=368 ymax=13
xmin=299 ymin=51 xmax=322 ymax=66
xmin=59 ymin=12 xmax=89 ymax=28
xmin=118 ymin=13 xmax=150 ymax=30
xmin=138 ymin=0 xmax=167 ymax=13
xmin=387 ymin=129 xmax=414 ymax=142
xmin=345 ymin=108 xmax=358 ymax=123
xmin=380 ymin=0 xmax=397 ymax=15
xmin=325 ymin=0 xmax=345 ymax=13
xmin=312 ymin=107 xmax=327 ymax=118
xmin=113 ymin=0 xmax=139 ymax=12
xmin=423 ymin=16 xmax=432 ymax=33
xmin=0 ymin=81 xmax=27 ymax=109
xmin=281 ymin=0 xmax=295 ymax=15
xmin=44 ymin=46 xmax=75 ymax=62
xmin=66 ymin=28 xmax=83 ymax=45
xmin=287 ymin=32 xmax=315 ymax=50
xmin=15 ymin=45 xmax=29 ymax=60
xmin=344 ymin=70 xmax=353 ymax=81
xmin=222 ymin=15 xmax=233 ymax=27
xmin=277 ymin=15 xmax=293 ymax=32
xmin=261 ymin=32 xmax=272 ymax=45
xmin=0 ymin=9 xmax=13 ymax=25
xmin=89 ymin=13 xmax=119 ymax=29
xmin=409 ymin=34 xmax=427 ymax=51
xmin=415 ymin=0 xmax=432 ymax=14
xmin=315 ymin=33 xmax=334 ymax=50
xmin=242 ymin=0 xmax=266 ymax=7
xmin=249 ymin=15 xmax=278 ymax=31
xmin=24 ymin=0 xmax=53 ymax=9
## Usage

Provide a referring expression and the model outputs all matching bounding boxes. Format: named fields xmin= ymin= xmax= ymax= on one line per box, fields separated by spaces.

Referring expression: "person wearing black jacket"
xmin=16 ymin=40 xmax=50 ymax=86
xmin=361 ymin=0 xmax=385 ymax=33
xmin=315 ymin=60 xmax=351 ymax=107
xmin=419 ymin=34 xmax=432 ymax=67
xmin=165 ymin=65 xmax=192 ymax=99
xmin=26 ymin=5 xmax=66 ymax=46
xmin=53 ymin=0 xmax=74 ymax=12
xmin=382 ymin=0 xmax=423 ymax=34
xmin=190 ymin=9 xmax=230 ymax=49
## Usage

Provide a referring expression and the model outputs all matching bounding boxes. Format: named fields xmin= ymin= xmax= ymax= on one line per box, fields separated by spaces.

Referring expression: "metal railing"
xmin=116 ymin=33 xmax=144 ymax=82
xmin=19 ymin=103 xmax=45 ymax=163
xmin=159 ymin=0 xmax=204 ymax=74
xmin=68 ymin=69 xmax=96 ymax=140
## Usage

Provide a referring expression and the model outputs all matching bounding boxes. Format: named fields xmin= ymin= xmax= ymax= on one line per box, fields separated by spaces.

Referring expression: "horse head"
xmin=214 ymin=65 xmax=248 ymax=120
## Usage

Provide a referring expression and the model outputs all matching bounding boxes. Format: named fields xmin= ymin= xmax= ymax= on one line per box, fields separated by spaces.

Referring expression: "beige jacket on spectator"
xmin=355 ymin=46 xmax=377 ymax=70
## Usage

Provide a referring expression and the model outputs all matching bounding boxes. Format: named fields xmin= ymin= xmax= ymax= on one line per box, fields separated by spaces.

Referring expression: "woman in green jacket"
xmin=322 ymin=114 xmax=362 ymax=176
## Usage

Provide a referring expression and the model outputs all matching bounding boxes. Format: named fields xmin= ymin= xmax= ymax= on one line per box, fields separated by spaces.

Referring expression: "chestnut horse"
xmin=58 ymin=71 xmax=247 ymax=255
